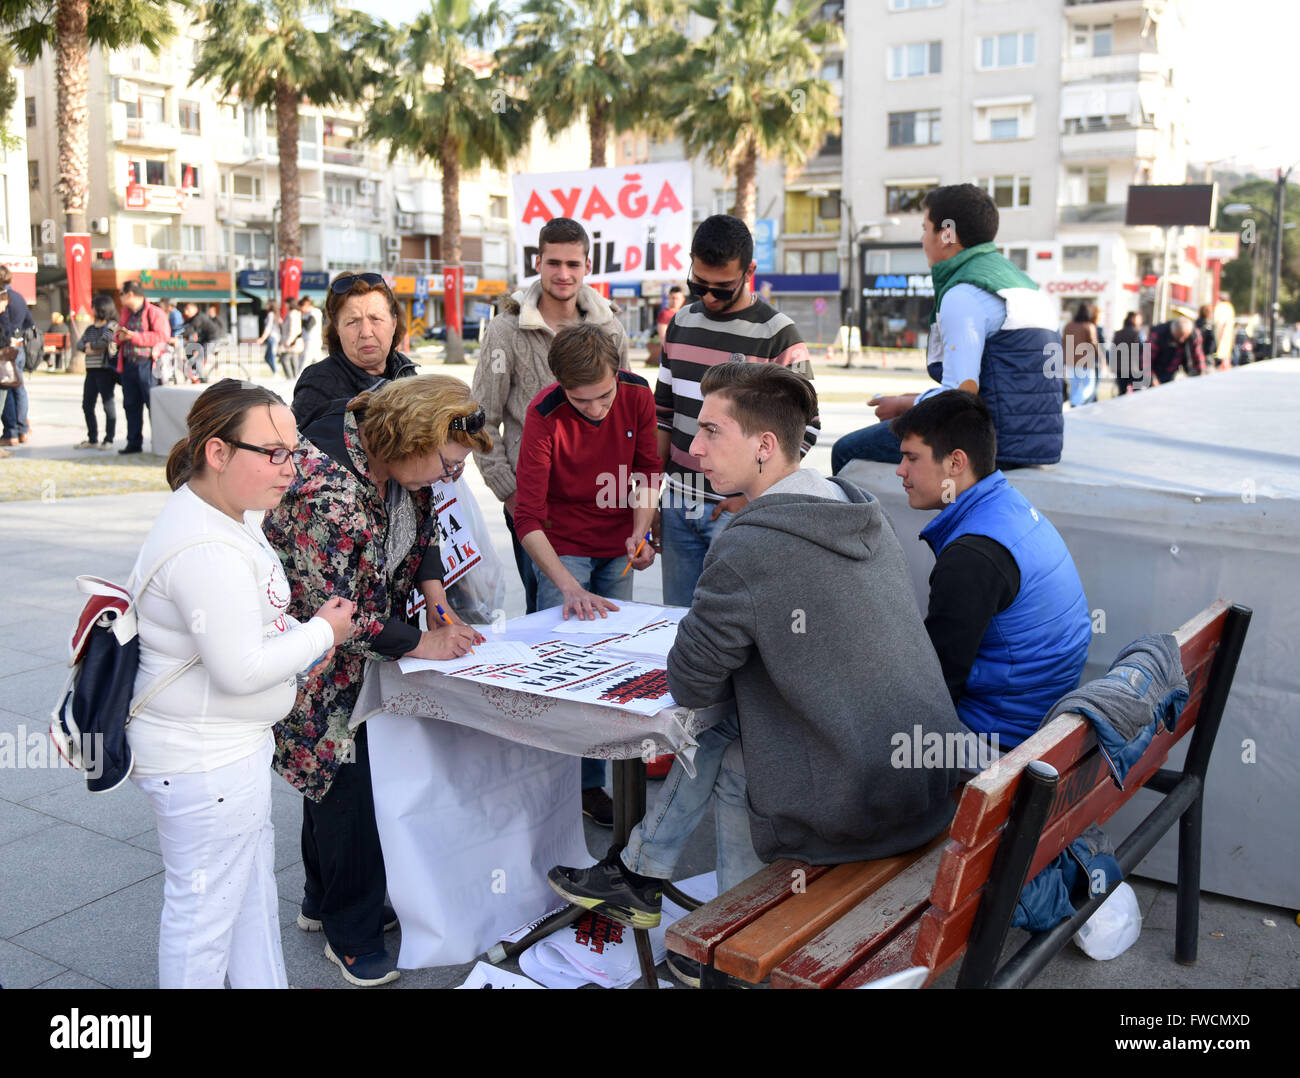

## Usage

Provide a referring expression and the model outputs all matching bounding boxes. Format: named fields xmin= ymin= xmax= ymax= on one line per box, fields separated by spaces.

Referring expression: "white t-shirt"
xmin=127 ymin=484 xmax=334 ymax=776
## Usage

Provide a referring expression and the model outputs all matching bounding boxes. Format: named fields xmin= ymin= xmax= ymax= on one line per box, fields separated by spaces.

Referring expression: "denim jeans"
xmin=503 ymin=507 xmax=539 ymax=615
xmin=1068 ymin=365 xmax=1098 ymax=407
xmin=831 ymin=420 xmax=902 ymax=473
xmin=263 ymin=338 xmax=278 ymax=376
xmin=1 ymin=362 xmax=28 ymax=438
xmin=534 ymin=552 xmax=634 ymax=791
xmin=659 ymin=498 xmax=734 ymax=608
xmin=120 ymin=358 xmax=153 ymax=451
xmin=621 ymin=711 xmax=764 ymax=893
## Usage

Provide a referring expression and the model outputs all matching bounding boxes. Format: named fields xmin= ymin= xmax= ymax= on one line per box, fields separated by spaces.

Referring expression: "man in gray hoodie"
xmin=549 ymin=363 xmax=964 ymax=935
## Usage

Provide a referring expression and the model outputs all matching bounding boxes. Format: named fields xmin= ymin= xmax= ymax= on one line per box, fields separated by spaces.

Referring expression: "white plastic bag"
xmin=1072 ymin=881 xmax=1142 ymax=960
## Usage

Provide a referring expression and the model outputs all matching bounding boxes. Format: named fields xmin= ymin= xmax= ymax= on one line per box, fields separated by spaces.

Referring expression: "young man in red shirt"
xmin=514 ymin=322 xmax=661 ymax=620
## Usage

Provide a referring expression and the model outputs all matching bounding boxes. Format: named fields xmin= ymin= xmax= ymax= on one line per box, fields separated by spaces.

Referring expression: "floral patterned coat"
xmin=263 ymin=408 xmax=439 ymax=801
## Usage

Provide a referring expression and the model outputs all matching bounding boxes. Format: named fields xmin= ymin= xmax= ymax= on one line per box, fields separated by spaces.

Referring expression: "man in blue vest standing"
xmin=833 ymin=183 xmax=1063 ymax=472
xmin=893 ymin=390 xmax=1090 ymax=751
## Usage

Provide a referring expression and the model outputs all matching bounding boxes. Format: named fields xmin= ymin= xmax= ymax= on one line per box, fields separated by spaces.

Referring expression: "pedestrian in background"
xmin=114 ymin=280 xmax=171 ymax=454
xmin=1062 ymin=301 xmax=1101 ymax=407
xmin=256 ymin=303 xmax=281 ymax=377
xmin=1111 ymin=311 xmax=1147 ymax=396
xmin=0 ymin=264 xmax=36 ymax=446
xmin=74 ymin=294 xmax=120 ymax=449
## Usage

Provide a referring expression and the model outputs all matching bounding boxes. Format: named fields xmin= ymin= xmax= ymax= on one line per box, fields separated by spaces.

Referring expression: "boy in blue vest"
xmin=833 ymin=183 xmax=1063 ymax=472
xmin=893 ymin=390 xmax=1090 ymax=750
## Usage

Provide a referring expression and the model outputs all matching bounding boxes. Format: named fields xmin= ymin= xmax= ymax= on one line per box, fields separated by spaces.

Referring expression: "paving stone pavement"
xmin=1 ymin=368 xmax=1294 ymax=991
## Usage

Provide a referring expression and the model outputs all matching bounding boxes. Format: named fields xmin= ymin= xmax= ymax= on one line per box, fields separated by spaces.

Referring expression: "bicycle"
xmin=175 ymin=340 xmax=252 ymax=384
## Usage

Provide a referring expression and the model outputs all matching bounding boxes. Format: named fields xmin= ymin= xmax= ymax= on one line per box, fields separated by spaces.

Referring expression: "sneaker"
xmin=323 ymin=942 xmax=400 ymax=987
xmin=18 ymin=433 xmax=29 ymax=443
xmin=581 ymin=787 xmax=615 ymax=828
xmin=666 ymin=952 xmax=702 ymax=988
xmin=298 ymin=895 xmax=398 ymax=934
xmin=75 ymin=439 xmax=96 ymax=449
xmin=547 ymin=851 xmax=663 ymax=929
xmin=0 ymin=437 xmax=17 ymax=447
xmin=100 ymin=440 xmax=113 ymax=450
xmin=118 ymin=446 xmax=142 ymax=455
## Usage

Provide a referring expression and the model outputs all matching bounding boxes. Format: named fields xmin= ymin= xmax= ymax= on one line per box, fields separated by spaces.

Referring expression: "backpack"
xmin=50 ymin=536 xmax=255 ymax=793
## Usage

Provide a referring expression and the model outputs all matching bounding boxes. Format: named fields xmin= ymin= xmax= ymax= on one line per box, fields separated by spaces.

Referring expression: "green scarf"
xmin=928 ymin=242 xmax=1039 ymax=324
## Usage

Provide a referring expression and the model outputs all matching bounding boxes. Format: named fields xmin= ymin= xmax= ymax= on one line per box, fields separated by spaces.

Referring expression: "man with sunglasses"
xmin=654 ymin=214 xmax=817 ymax=608
xmin=291 ymin=272 xmax=418 ymax=431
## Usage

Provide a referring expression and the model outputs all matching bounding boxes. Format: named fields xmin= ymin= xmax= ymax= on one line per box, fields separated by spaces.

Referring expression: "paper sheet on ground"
xmin=455 ymin=961 xmax=544 ymax=990
xmin=515 ymin=872 xmax=718 ymax=989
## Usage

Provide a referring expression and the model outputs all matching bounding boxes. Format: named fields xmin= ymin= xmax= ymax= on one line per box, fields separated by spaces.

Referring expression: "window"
xmin=225 ymin=229 xmax=270 ymax=259
xmin=178 ymin=100 xmax=201 ymax=134
xmin=1062 ymin=245 xmax=1099 ymax=272
xmin=783 ymin=249 xmax=838 ymax=275
xmin=1005 ymin=246 xmax=1028 ymax=271
xmin=976 ymin=175 xmax=1031 ymax=209
xmin=1065 ymin=166 xmax=1108 ymax=205
xmin=181 ymin=224 xmax=205 ymax=252
xmin=1071 ymin=23 xmax=1113 ymax=59
xmin=28 ymin=160 xmax=39 ymax=190
xmin=326 ymin=181 xmax=355 ymax=207
xmin=128 ymin=158 xmax=168 ymax=186
xmin=890 ymin=0 xmax=943 ymax=9
xmin=815 ymin=132 xmax=842 ymax=157
xmin=132 ymin=223 xmax=174 ymax=249
xmin=24 ymin=97 xmax=35 ymax=128
xmin=885 ymin=181 xmax=936 ymax=215
xmin=978 ymin=32 xmax=1035 ymax=70
xmin=490 ymin=194 xmax=508 ymax=218
xmin=784 ymin=190 xmax=840 ymax=235
xmin=140 ymin=93 xmax=165 ymax=124
xmin=888 ymin=41 xmax=942 ymax=79
xmin=974 ymin=100 xmax=1033 ymax=141
xmin=889 ymin=108 xmax=941 ymax=147
xmin=223 ymin=172 xmax=263 ymax=198
xmin=180 ymin=162 xmax=200 ymax=193
xmin=298 ymin=114 xmax=318 ymax=142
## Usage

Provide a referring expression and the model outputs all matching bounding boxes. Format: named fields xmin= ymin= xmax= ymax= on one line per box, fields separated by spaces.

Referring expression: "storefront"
xmin=858 ymin=244 xmax=932 ymax=350
xmin=92 ymin=267 xmax=237 ymax=335
xmin=390 ymin=274 xmax=508 ymax=339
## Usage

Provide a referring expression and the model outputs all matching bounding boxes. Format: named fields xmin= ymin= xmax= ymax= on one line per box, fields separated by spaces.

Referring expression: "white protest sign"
xmin=511 ymin=162 xmax=693 ymax=282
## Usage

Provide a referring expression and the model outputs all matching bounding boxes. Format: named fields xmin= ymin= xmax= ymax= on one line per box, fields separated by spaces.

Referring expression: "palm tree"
xmin=191 ymin=0 xmax=364 ymax=261
xmin=1 ymin=0 xmax=180 ymax=234
xmin=357 ymin=0 xmax=530 ymax=363
xmin=503 ymin=0 xmax=686 ymax=169
xmin=677 ymin=0 xmax=841 ymax=227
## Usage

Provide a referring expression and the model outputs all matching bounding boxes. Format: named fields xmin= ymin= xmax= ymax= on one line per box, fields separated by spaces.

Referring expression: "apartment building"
xmin=22 ymin=16 xmax=516 ymax=337
xmin=842 ymin=0 xmax=1190 ymax=347
xmin=1 ymin=67 xmax=34 ymax=301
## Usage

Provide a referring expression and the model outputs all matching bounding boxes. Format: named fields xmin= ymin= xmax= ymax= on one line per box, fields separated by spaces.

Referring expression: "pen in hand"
xmin=622 ymin=530 xmax=653 ymax=577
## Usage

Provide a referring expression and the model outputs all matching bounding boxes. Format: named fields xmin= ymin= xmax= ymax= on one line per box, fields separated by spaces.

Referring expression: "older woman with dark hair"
xmin=264 ymin=374 xmax=491 ymax=986
xmin=290 ymin=272 xmax=418 ymax=430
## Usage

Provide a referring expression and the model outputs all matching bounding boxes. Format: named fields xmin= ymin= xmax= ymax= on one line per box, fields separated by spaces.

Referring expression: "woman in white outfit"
xmin=128 ymin=379 xmax=355 ymax=988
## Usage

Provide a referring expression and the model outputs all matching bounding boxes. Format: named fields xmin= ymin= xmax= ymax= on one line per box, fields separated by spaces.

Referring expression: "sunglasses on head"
xmin=449 ymin=407 xmax=486 ymax=435
xmin=329 ymin=272 xmax=385 ymax=294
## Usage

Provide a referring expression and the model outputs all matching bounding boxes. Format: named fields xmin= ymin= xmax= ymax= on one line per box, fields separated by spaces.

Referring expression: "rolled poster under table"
xmin=352 ymin=606 xmax=731 ymax=978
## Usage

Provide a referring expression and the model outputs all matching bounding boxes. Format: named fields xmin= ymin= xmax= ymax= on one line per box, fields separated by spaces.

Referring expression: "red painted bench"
xmin=666 ymin=599 xmax=1251 ymax=989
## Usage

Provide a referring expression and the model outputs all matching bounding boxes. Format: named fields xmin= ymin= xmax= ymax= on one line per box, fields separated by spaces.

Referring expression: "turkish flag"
xmin=443 ymin=265 xmax=463 ymax=335
xmin=280 ymin=257 xmax=302 ymax=317
xmin=64 ymin=233 xmax=93 ymax=320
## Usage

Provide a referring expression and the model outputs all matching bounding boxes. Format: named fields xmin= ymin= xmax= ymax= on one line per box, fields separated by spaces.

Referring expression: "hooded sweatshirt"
xmin=667 ymin=475 xmax=965 ymax=864
xmin=471 ymin=280 xmax=629 ymax=503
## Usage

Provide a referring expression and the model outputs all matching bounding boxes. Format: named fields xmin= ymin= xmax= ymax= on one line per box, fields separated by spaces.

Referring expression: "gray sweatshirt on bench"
xmin=667 ymin=474 xmax=966 ymax=864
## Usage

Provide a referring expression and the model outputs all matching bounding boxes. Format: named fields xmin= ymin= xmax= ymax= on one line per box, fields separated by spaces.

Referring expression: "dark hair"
xmin=1122 ymin=310 xmax=1140 ymax=328
xmin=166 ymin=379 xmax=288 ymax=490
xmin=324 ymin=272 xmax=405 ymax=359
xmin=1073 ymin=301 xmax=1096 ymax=324
xmin=537 ymin=216 xmax=590 ymax=259
xmin=890 ymin=390 xmax=996 ymax=479
xmin=92 ymin=294 xmax=118 ymax=322
xmin=0 ymin=266 xmax=11 ymax=286
xmin=691 ymin=214 xmax=754 ymax=271
xmin=120 ymin=280 xmax=145 ymax=297
xmin=668 ymin=285 xmax=683 ymax=296
xmin=922 ymin=184 xmax=999 ymax=248
xmin=699 ymin=362 xmax=817 ymax=461
xmin=1198 ymin=304 xmax=1212 ymax=321
xmin=548 ymin=321 xmax=620 ymax=388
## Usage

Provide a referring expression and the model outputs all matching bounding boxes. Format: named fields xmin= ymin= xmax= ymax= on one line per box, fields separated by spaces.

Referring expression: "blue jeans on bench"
xmin=620 ymin=711 xmax=764 ymax=893
xmin=831 ymin=420 xmax=903 ymax=474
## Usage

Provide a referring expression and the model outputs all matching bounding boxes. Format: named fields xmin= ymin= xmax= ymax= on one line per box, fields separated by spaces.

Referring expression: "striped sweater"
xmin=654 ymin=297 xmax=817 ymax=501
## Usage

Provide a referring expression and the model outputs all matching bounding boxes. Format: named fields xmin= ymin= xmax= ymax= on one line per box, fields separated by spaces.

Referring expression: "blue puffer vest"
xmin=921 ymin=472 xmax=1090 ymax=748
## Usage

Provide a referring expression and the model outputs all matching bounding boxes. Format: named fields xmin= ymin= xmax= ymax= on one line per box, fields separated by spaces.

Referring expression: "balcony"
xmin=1062 ymin=51 xmax=1165 ymax=83
xmin=1058 ymin=202 xmax=1127 ymax=225
xmin=1061 ymin=124 xmax=1160 ymax=161
xmin=108 ymin=50 xmax=177 ymax=85
xmin=120 ymin=183 xmax=190 ymax=215
xmin=1064 ymin=0 xmax=1157 ymax=18
xmin=108 ymin=247 xmax=228 ymax=272
xmin=321 ymin=144 xmax=383 ymax=172
xmin=113 ymin=116 xmax=183 ymax=151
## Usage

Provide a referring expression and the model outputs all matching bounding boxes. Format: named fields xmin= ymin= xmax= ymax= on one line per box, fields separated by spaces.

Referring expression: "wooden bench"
xmin=665 ymin=599 xmax=1251 ymax=989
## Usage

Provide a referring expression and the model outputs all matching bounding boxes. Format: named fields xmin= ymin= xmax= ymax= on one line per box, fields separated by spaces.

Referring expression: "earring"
xmin=757 ymin=457 xmax=763 ymax=474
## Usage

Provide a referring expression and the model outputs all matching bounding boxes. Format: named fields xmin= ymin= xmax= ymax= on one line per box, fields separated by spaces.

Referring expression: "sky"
xmin=346 ymin=0 xmax=1300 ymax=176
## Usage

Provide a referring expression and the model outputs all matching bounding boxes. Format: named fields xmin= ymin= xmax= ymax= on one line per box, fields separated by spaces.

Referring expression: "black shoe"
xmin=298 ymin=894 xmax=397 ymax=933
xmin=547 ymin=852 xmax=663 ymax=929
xmin=581 ymin=787 xmax=615 ymax=828
xmin=666 ymin=952 xmax=702 ymax=988
xmin=118 ymin=446 xmax=142 ymax=455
